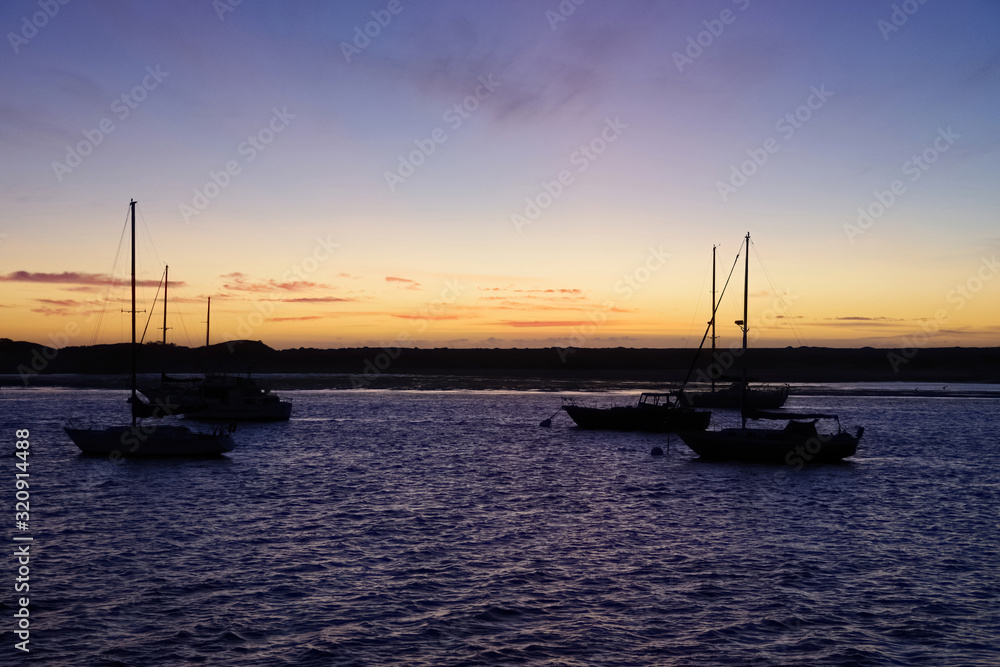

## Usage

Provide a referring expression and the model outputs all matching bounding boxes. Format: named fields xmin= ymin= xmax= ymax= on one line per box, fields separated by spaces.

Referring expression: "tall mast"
xmin=206 ymin=297 xmax=211 ymax=347
xmin=130 ymin=199 xmax=137 ymax=425
xmin=740 ymin=232 xmax=750 ymax=428
xmin=742 ymin=233 xmax=749 ymax=363
xmin=711 ymin=244 xmax=717 ymax=393
xmin=161 ymin=265 xmax=170 ymax=345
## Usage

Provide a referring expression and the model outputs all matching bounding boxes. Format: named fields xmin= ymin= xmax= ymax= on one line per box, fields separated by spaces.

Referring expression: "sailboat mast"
xmin=130 ymin=199 xmax=138 ymax=425
xmin=740 ymin=232 xmax=750 ymax=428
xmin=742 ymin=233 xmax=749 ymax=363
xmin=206 ymin=297 xmax=211 ymax=348
xmin=711 ymin=244 xmax=716 ymax=393
xmin=162 ymin=265 xmax=169 ymax=345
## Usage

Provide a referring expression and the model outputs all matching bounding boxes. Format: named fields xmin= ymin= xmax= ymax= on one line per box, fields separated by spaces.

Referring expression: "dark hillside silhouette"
xmin=2 ymin=338 xmax=998 ymax=385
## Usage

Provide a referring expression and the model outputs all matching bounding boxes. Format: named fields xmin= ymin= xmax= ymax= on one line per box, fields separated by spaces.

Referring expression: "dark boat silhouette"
xmin=679 ymin=380 xmax=789 ymax=409
xmin=562 ymin=392 xmax=710 ymax=432
xmin=64 ymin=200 xmax=235 ymax=458
xmin=138 ymin=294 xmax=292 ymax=422
xmin=679 ymin=408 xmax=862 ymax=464
xmin=141 ymin=373 xmax=292 ymax=422
xmin=676 ymin=233 xmax=863 ymax=463
xmin=677 ymin=243 xmax=789 ymax=409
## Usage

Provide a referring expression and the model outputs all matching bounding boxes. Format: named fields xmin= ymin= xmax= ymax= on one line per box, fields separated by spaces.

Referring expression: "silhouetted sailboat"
xmin=678 ymin=244 xmax=789 ymax=409
xmin=138 ymin=293 xmax=292 ymax=422
xmin=677 ymin=233 xmax=863 ymax=464
xmin=562 ymin=392 xmax=710 ymax=432
xmin=146 ymin=372 xmax=293 ymax=422
xmin=64 ymin=200 xmax=235 ymax=457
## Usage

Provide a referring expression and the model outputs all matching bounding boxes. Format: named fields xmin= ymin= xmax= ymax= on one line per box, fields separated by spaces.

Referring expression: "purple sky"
xmin=2 ymin=0 xmax=999 ymax=349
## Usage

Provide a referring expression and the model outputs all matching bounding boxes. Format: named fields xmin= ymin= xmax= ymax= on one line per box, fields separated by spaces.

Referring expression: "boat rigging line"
xmin=139 ymin=268 xmax=167 ymax=345
xmin=678 ymin=238 xmax=745 ymax=390
xmin=684 ymin=251 xmax=713 ymax=345
xmin=87 ymin=205 xmax=132 ymax=347
xmin=748 ymin=238 xmax=805 ymax=346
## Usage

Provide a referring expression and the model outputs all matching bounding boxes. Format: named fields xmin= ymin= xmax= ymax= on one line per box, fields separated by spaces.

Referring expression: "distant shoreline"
xmin=2 ymin=372 xmax=999 ymax=396
xmin=3 ymin=339 xmax=999 ymax=386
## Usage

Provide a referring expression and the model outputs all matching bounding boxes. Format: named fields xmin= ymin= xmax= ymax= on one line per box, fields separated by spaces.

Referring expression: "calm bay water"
xmin=1 ymin=384 xmax=998 ymax=665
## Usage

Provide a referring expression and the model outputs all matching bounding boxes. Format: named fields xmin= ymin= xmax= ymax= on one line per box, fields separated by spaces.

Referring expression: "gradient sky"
xmin=2 ymin=0 xmax=998 ymax=351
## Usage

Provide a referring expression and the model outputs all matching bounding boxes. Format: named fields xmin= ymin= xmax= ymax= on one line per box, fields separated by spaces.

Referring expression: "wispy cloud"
xmin=386 ymin=276 xmax=421 ymax=289
xmin=482 ymin=300 xmax=584 ymax=310
xmin=30 ymin=297 xmax=100 ymax=316
xmin=500 ymin=320 xmax=595 ymax=328
xmin=816 ymin=316 xmax=911 ymax=329
xmin=474 ymin=284 xmax=606 ymax=317
xmin=479 ymin=287 xmax=584 ymax=295
xmin=392 ymin=313 xmax=458 ymax=321
xmin=379 ymin=2 xmax=656 ymax=123
xmin=0 ymin=103 xmax=78 ymax=149
xmin=220 ymin=272 xmax=329 ymax=292
xmin=264 ymin=296 xmax=358 ymax=303
xmin=1 ymin=271 xmax=180 ymax=288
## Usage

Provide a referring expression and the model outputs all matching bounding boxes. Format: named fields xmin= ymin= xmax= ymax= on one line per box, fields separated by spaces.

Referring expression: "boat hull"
xmin=65 ymin=425 xmax=235 ymax=458
xmin=184 ymin=402 xmax=292 ymax=422
xmin=137 ymin=382 xmax=203 ymax=415
xmin=679 ymin=385 xmax=789 ymax=409
xmin=140 ymin=376 xmax=292 ymax=422
xmin=563 ymin=405 xmax=711 ymax=432
xmin=677 ymin=427 xmax=859 ymax=464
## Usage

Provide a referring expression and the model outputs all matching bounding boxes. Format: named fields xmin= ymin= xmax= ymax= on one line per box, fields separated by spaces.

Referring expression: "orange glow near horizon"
xmin=4 ymin=230 xmax=997 ymax=350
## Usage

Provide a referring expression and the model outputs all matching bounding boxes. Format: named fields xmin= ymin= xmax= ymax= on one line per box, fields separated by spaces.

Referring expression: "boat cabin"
xmin=637 ymin=393 xmax=681 ymax=409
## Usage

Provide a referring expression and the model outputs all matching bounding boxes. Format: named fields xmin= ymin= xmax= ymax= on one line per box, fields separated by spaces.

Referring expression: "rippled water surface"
xmin=2 ymin=386 xmax=999 ymax=666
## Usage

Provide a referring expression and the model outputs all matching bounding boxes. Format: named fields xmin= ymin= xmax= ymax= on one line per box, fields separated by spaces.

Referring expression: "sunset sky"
xmin=1 ymin=0 xmax=998 ymax=351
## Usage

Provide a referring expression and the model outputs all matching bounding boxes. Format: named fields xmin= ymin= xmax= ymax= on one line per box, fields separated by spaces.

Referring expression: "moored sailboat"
xmin=138 ymin=294 xmax=292 ymax=421
xmin=562 ymin=392 xmax=710 ymax=432
xmin=679 ymin=380 xmax=789 ymax=409
xmin=677 ymin=244 xmax=789 ymax=409
xmin=64 ymin=200 xmax=235 ymax=458
xmin=144 ymin=372 xmax=293 ymax=422
xmin=679 ymin=409 xmax=862 ymax=465
xmin=676 ymin=233 xmax=863 ymax=464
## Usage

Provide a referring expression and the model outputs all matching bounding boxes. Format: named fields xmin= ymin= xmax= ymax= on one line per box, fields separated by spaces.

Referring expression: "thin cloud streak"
xmin=1 ymin=271 xmax=183 ymax=288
